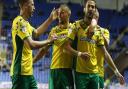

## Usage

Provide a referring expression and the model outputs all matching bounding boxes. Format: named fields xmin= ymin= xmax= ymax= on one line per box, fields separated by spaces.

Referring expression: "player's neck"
xmin=59 ymin=21 xmax=69 ymax=29
xmin=20 ymin=10 xmax=28 ymax=21
xmin=84 ymin=16 xmax=91 ymax=26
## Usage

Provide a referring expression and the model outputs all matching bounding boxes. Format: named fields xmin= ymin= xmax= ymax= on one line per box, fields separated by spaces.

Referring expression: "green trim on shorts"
xmin=49 ymin=68 xmax=74 ymax=89
xmin=11 ymin=75 xmax=37 ymax=89
xmin=75 ymin=72 xmax=99 ymax=89
xmin=99 ymin=76 xmax=104 ymax=89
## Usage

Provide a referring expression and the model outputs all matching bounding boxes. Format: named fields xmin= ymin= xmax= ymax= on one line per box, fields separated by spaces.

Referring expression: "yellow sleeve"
xmin=48 ymin=27 xmax=56 ymax=39
xmin=17 ymin=20 xmax=30 ymax=40
xmin=97 ymin=35 xmax=104 ymax=46
xmin=31 ymin=26 xmax=35 ymax=33
xmin=103 ymin=29 xmax=110 ymax=41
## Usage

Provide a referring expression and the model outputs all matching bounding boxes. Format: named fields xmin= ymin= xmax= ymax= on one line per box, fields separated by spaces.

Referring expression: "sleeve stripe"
xmin=23 ymin=36 xmax=30 ymax=40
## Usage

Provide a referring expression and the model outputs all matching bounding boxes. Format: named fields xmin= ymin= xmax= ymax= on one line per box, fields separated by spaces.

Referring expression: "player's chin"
xmin=30 ymin=13 xmax=34 ymax=17
xmin=31 ymin=14 xmax=33 ymax=17
xmin=87 ymin=15 xmax=93 ymax=19
xmin=30 ymin=11 xmax=34 ymax=16
xmin=61 ymin=18 xmax=67 ymax=22
xmin=61 ymin=16 xmax=67 ymax=19
xmin=87 ymin=13 xmax=93 ymax=18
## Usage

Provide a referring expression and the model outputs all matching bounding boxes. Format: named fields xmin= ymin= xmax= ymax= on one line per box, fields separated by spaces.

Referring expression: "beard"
xmin=60 ymin=20 xmax=67 ymax=24
xmin=59 ymin=17 xmax=68 ymax=24
xmin=30 ymin=12 xmax=34 ymax=17
xmin=29 ymin=10 xmax=34 ymax=17
xmin=86 ymin=11 xmax=94 ymax=19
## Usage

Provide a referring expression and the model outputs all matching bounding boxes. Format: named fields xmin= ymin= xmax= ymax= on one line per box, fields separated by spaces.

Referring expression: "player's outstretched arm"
xmin=101 ymin=46 xmax=125 ymax=85
xmin=33 ymin=33 xmax=58 ymax=63
xmin=33 ymin=45 xmax=50 ymax=63
xmin=24 ymin=33 xmax=57 ymax=49
xmin=34 ymin=8 xmax=58 ymax=37
xmin=24 ymin=37 xmax=53 ymax=49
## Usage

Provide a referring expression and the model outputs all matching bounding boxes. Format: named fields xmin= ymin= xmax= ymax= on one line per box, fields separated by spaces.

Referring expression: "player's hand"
xmin=116 ymin=72 xmax=125 ymax=85
xmin=49 ymin=8 xmax=58 ymax=21
xmin=49 ymin=33 xmax=58 ymax=43
xmin=78 ymin=52 xmax=91 ymax=60
xmin=91 ymin=18 xmax=97 ymax=27
xmin=87 ymin=19 xmax=97 ymax=38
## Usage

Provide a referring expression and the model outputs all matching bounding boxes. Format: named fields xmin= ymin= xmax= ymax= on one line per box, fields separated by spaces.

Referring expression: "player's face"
xmin=84 ymin=0 xmax=96 ymax=19
xmin=26 ymin=0 xmax=35 ymax=17
xmin=58 ymin=9 xmax=70 ymax=22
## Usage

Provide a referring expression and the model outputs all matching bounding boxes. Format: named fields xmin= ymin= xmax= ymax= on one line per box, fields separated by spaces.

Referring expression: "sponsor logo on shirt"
xmin=80 ymin=36 xmax=96 ymax=44
xmin=57 ymin=34 xmax=67 ymax=39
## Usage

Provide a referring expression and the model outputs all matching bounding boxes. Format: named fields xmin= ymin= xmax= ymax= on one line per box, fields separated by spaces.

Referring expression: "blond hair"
xmin=59 ymin=4 xmax=71 ymax=16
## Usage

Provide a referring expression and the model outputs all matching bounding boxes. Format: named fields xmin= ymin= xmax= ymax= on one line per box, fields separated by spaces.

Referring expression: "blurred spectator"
xmin=13 ymin=0 xmax=18 ymax=6
xmin=0 ymin=43 xmax=10 ymax=72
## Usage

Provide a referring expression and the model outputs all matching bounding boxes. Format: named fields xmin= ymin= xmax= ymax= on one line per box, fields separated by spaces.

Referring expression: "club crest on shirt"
xmin=68 ymin=28 xmax=72 ymax=35
xmin=21 ymin=25 xmax=27 ymax=33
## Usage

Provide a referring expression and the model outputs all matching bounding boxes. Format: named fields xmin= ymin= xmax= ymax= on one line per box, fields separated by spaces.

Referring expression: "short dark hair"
xmin=83 ymin=0 xmax=97 ymax=9
xmin=18 ymin=0 xmax=29 ymax=6
xmin=83 ymin=0 xmax=96 ymax=6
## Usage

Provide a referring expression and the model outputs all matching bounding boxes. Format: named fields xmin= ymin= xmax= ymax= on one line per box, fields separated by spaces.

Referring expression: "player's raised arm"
xmin=33 ymin=8 xmax=58 ymax=37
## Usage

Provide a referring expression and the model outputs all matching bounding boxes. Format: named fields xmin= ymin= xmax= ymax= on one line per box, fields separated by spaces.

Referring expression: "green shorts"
xmin=75 ymin=72 xmax=99 ymax=89
xmin=49 ymin=68 xmax=74 ymax=89
xmin=99 ymin=76 xmax=104 ymax=89
xmin=11 ymin=75 xmax=37 ymax=89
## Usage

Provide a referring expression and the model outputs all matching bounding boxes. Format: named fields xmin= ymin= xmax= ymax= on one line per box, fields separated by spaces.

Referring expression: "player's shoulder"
xmin=13 ymin=16 xmax=27 ymax=27
xmin=68 ymin=23 xmax=75 ymax=29
xmin=101 ymin=27 xmax=109 ymax=33
xmin=97 ymin=25 xmax=109 ymax=32
xmin=50 ymin=25 xmax=59 ymax=33
xmin=13 ymin=16 xmax=24 ymax=23
xmin=74 ymin=19 xmax=82 ymax=25
xmin=72 ymin=19 xmax=82 ymax=29
xmin=69 ymin=23 xmax=73 ymax=26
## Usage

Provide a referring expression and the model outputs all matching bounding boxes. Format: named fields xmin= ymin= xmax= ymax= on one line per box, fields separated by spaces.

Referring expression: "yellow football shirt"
xmin=68 ymin=20 xmax=104 ymax=73
xmin=49 ymin=24 xmax=74 ymax=69
xmin=10 ymin=16 xmax=35 ymax=76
